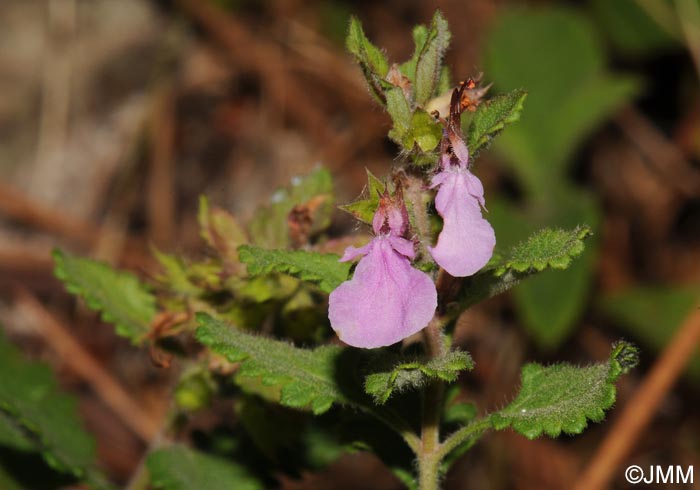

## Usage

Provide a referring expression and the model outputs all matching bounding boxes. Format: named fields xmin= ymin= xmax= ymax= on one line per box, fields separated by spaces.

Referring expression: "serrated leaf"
xmin=249 ymin=168 xmax=334 ymax=248
xmin=364 ymin=351 xmax=473 ymax=404
xmin=147 ymin=445 xmax=263 ymax=490
xmin=346 ymin=17 xmax=390 ymax=104
xmin=493 ymin=192 xmax=602 ymax=349
xmin=490 ymin=341 xmax=638 ymax=439
xmin=195 ymin=313 xmax=352 ymax=414
xmin=495 ymin=226 xmax=592 ymax=275
xmin=238 ymin=246 xmax=350 ymax=294
xmin=0 ymin=332 xmax=97 ymax=479
xmin=340 ymin=168 xmax=385 ymax=224
xmin=414 ymin=11 xmax=451 ymax=105
xmin=467 ymin=89 xmax=527 ymax=155
xmin=53 ymin=249 xmax=156 ymax=344
xmin=454 ymin=225 xmax=593 ymax=313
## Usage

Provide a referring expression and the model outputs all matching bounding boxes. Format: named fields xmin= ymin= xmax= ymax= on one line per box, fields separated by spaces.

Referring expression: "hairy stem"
xmin=419 ymin=315 xmax=446 ymax=489
xmin=437 ymin=417 xmax=491 ymax=462
xmin=403 ymin=174 xmax=433 ymax=261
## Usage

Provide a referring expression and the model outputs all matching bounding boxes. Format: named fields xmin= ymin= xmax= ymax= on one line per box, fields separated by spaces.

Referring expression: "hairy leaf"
xmin=346 ymin=17 xmax=390 ymax=104
xmin=495 ymin=226 xmax=592 ymax=275
xmin=53 ymin=249 xmax=156 ymax=344
xmin=0 ymin=333 xmax=97 ymax=478
xmin=467 ymin=89 xmax=527 ymax=156
xmin=493 ymin=193 xmax=601 ymax=349
xmin=340 ymin=168 xmax=386 ymax=224
xmin=238 ymin=246 xmax=350 ymax=294
xmin=414 ymin=11 xmax=451 ymax=105
xmin=147 ymin=445 xmax=263 ymax=490
xmin=386 ymin=87 xmax=413 ymax=145
xmin=490 ymin=341 xmax=638 ymax=438
xmin=399 ymin=24 xmax=428 ymax=82
xmin=453 ymin=225 xmax=592 ymax=313
xmin=195 ymin=313 xmax=350 ymax=414
xmin=365 ymin=351 xmax=473 ymax=404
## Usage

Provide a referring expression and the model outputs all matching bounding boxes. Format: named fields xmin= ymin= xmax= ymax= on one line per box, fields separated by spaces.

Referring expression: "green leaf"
xmin=0 ymin=332 xmax=97 ymax=478
xmin=591 ymin=0 xmax=680 ymax=57
xmin=235 ymin=396 xmax=304 ymax=463
xmin=508 ymin=193 xmax=601 ymax=349
xmin=484 ymin=8 xmax=639 ymax=194
xmin=198 ymin=195 xmax=248 ymax=264
xmin=174 ymin=367 xmax=216 ymax=412
xmin=386 ymin=87 xmax=413 ymax=145
xmin=249 ymin=168 xmax=334 ymax=248
xmin=147 ymin=445 xmax=263 ymax=490
xmin=238 ymin=246 xmax=350 ymax=294
xmin=153 ymin=249 xmax=206 ymax=297
xmin=53 ymin=249 xmax=156 ymax=344
xmin=364 ymin=351 xmax=473 ymax=404
xmin=408 ymin=109 xmax=442 ymax=153
xmin=346 ymin=17 xmax=390 ymax=104
xmin=399 ymin=24 xmax=429 ymax=82
xmin=467 ymin=89 xmax=527 ymax=156
xmin=340 ymin=168 xmax=385 ymax=224
xmin=195 ymin=313 xmax=350 ymax=414
xmin=600 ymin=286 xmax=700 ymax=377
xmin=454 ymin=224 xmax=593 ymax=313
xmin=414 ymin=11 xmax=451 ymax=105
xmin=0 ymin=411 xmax=33 ymax=452
xmin=490 ymin=341 xmax=638 ymax=439
xmin=387 ymin=88 xmax=441 ymax=153
xmin=495 ymin=226 xmax=592 ymax=275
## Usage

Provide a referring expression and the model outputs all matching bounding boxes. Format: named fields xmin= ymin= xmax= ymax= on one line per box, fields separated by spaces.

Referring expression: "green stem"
xmin=437 ymin=417 xmax=491 ymax=462
xmin=418 ymin=316 xmax=446 ymax=490
xmin=418 ymin=450 xmax=441 ymax=490
xmin=370 ymin=406 xmax=421 ymax=455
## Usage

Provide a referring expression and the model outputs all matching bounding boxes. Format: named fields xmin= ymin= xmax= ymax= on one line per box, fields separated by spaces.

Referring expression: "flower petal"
xmin=387 ymin=236 xmax=415 ymax=259
xmin=429 ymin=170 xmax=495 ymax=277
xmin=328 ymin=238 xmax=437 ymax=348
xmin=339 ymin=242 xmax=372 ymax=262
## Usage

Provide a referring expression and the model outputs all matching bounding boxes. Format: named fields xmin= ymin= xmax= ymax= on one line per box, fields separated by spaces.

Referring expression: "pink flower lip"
xmin=328 ymin=235 xmax=437 ymax=349
xmin=429 ymin=164 xmax=495 ymax=277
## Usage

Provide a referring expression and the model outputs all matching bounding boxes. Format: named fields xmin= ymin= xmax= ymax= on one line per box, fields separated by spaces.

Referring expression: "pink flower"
xmin=429 ymin=128 xmax=496 ymax=277
xmin=328 ymin=195 xmax=437 ymax=348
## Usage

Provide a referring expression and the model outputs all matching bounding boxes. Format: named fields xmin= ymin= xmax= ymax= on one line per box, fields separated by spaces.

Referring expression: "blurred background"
xmin=0 ymin=0 xmax=698 ymax=489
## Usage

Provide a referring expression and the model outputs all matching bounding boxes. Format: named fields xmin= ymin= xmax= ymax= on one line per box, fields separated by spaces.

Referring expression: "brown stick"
xmin=0 ymin=182 xmax=97 ymax=246
xmin=13 ymin=288 xmax=161 ymax=442
xmin=177 ymin=0 xmax=334 ymax=144
xmin=147 ymin=87 xmax=177 ymax=246
xmin=615 ymin=106 xmax=700 ymax=197
xmin=573 ymin=306 xmax=700 ymax=490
